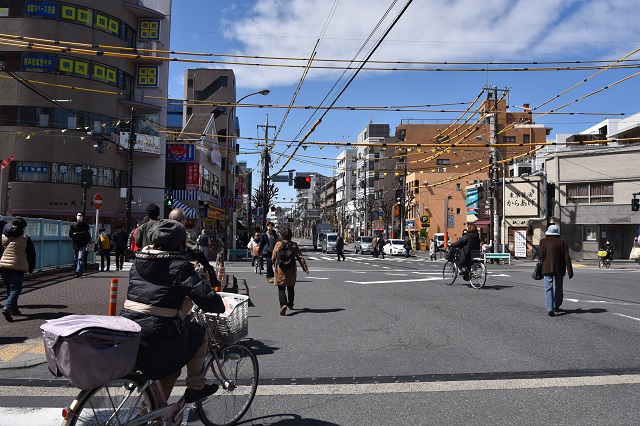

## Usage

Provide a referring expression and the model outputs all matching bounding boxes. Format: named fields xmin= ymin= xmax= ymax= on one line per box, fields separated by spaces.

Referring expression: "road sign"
xmin=272 ymin=175 xmax=289 ymax=183
xmin=420 ymin=215 xmax=429 ymax=224
xmin=93 ymin=193 xmax=103 ymax=210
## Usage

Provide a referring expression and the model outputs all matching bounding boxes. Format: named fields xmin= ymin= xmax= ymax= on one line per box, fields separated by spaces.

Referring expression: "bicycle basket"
xmin=194 ymin=292 xmax=249 ymax=345
xmin=444 ymin=247 xmax=458 ymax=262
xmin=597 ymin=250 xmax=608 ymax=258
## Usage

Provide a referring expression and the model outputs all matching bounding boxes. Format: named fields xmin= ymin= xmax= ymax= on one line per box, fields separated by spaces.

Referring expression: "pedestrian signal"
xmin=632 ymin=197 xmax=639 ymax=211
xmin=165 ymin=192 xmax=173 ymax=207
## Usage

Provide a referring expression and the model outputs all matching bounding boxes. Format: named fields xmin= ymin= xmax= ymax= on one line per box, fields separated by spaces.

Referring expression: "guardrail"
xmin=5 ymin=217 xmax=96 ymax=272
xmin=484 ymin=253 xmax=511 ymax=265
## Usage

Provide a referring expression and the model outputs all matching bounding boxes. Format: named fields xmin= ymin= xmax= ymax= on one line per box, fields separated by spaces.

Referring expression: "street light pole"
xmin=222 ymin=89 xmax=269 ymax=264
xmin=476 ymin=134 xmax=504 ymax=253
xmin=126 ymin=108 xmax=137 ymax=235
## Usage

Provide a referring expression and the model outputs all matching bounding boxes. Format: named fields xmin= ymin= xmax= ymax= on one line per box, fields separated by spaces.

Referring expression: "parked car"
xmin=383 ymin=239 xmax=406 ymax=256
xmin=354 ymin=236 xmax=374 ymax=254
xmin=321 ymin=232 xmax=338 ymax=253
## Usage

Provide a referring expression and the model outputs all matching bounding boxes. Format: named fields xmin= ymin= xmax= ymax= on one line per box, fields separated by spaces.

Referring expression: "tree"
xmin=252 ymin=183 xmax=279 ymax=220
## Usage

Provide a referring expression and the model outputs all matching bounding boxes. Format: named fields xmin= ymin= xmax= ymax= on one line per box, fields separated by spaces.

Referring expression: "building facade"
xmin=0 ymin=0 xmax=171 ymax=234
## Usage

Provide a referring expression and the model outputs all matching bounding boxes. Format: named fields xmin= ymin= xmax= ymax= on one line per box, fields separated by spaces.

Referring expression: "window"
xmin=437 ymin=167 xmax=446 ymax=173
xmin=585 ymin=226 xmax=597 ymax=241
xmin=436 ymin=159 xmax=450 ymax=165
xmin=523 ymin=134 xmax=530 ymax=144
xmin=503 ymin=136 xmax=516 ymax=143
xmin=566 ymin=182 xmax=613 ymax=204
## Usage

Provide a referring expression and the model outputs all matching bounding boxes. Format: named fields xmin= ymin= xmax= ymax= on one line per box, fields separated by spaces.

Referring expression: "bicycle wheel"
xmin=468 ymin=261 xmax=487 ymax=289
xmin=605 ymin=259 xmax=611 ymax=269
xmin=598 ymin=258 xmax=603 ymax=268
xmin=62 ymin=373 xmax=157 ymax=426
xmin=197 ymin=342 xmax=259 ymax=426
xmin=443 ymin=261 xmax=457 ymax=285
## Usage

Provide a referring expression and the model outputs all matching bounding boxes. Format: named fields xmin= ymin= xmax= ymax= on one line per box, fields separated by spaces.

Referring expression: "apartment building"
xmin=0 ymin=0 xmax=171 ymax=233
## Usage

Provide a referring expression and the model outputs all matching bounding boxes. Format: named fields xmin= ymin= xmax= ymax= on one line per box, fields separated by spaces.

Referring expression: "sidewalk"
xmin=0 ymin=264 xmax=132 ymax=369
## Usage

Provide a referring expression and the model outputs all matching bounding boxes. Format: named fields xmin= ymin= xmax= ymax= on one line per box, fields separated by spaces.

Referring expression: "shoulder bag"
xmin=532 ymin=261 xmax=543 ymax=280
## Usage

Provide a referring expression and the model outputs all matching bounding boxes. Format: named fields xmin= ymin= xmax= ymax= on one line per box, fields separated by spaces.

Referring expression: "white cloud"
xmin=219 ymin=0 xmax=640 ymax=88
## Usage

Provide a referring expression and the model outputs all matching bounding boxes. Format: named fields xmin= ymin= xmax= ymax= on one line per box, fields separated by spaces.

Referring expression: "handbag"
xmin=532 ymin=261 xmax=543 ymax=280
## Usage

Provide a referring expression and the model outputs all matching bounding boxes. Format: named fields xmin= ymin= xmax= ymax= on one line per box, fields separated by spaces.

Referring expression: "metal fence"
xmin=3 ymin=217 xmax=96 ymax=272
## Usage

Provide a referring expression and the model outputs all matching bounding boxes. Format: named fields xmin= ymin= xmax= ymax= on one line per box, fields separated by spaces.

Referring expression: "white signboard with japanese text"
xmin=514 ymin=230 xmax=527 ymax=258
xmin=119 ymin=132 xmax=161 ymax=155
xmin=504 ymin=181 xmax=540 ymax=217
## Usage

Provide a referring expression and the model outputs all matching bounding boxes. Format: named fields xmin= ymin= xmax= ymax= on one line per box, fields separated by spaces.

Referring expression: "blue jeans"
xmin=544 ymin=274 xmax=564 ymax=312
xmin=0 ymin=271 xmax=24 ymax=312
xmin=75 ymin=246 xmax=87 ymax=274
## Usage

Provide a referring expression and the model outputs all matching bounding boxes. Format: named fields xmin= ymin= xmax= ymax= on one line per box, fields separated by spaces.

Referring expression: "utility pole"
xmin=258 ymin=116 xmax=276 ymax=232
xmin=486 ymin=86 xmax=501 ymax=253
xmin=126 ymin=108 xmax=137 ymax=235
xmin=400 ymin=149 xmax=407 ymax=239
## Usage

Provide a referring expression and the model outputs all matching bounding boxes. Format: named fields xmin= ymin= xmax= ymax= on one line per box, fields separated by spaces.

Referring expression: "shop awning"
xmin=173 ymin=200 xmax=198 ymax=219
xmin=473 ymin=219 xmax=491 ymax=228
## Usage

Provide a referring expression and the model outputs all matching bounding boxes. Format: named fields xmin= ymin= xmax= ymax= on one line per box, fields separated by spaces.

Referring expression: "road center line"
xmin=256 ymin=374 xmax=640 ymax=396
xmin=344 ymin=277 xmax=442 ymax=284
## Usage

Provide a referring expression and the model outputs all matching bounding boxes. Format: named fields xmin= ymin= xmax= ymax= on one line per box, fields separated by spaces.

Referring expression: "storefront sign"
xmin=166 ymin=143 xmax=195 ymax=162
xmin=514 ymin=230 xmax=527 ymax=258
xmin=186 ymin=163 xmax=200 ymax=190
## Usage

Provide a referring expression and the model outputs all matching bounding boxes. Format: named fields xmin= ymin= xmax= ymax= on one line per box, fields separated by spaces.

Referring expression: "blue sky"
xmin=169 ymin=0 xmax=640 ymax=203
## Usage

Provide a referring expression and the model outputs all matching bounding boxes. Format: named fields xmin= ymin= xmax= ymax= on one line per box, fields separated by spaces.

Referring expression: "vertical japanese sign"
xmin=186 ymin=163 xmax=200 ymax=190
xmin=514 ymin=230 xmax=527 ymax=258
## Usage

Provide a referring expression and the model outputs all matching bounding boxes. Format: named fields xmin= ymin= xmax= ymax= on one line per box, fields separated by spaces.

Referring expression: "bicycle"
xmin=598 ymin=250 xmax=611 ymax=269
xmin=442 ymin=248 xmax=487 ymax=289
xmin=253 ymin=255 xmax=264 ymax=275
xmin=61 ymin=292 xmax=259 ymax=426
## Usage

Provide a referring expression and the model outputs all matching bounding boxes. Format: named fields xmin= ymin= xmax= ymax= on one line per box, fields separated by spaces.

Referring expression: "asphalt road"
xmin=1 ymin=241 xmax=640 ymax=425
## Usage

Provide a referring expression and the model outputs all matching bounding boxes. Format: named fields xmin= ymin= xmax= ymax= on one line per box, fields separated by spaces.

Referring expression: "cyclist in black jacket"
xmin=450 ymin=224 xmax=480 ymax=274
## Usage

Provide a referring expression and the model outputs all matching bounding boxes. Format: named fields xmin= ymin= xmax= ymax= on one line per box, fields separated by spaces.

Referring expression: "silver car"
xmin=355 ymin=236 xmax=374 ymax=254
xmin=321 ymin=233 xmax=338 ymax=253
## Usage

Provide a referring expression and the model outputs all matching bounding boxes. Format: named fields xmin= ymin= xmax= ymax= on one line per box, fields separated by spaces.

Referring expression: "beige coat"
xmin=272 ymin=240 xmax=308 ymax=286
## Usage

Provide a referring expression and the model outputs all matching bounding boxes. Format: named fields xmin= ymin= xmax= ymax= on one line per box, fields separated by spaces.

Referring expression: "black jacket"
xmin=111 ymin=231 xmax=128 ymax=251
xmin=121 ymin=249 xmax=224 ymax=379
xmin=259 ymin=230 xmax=278 ymax=255
xmin=450 ymin=231 xmax=480 ymax=266
xmin=69 ymin=221 xmax=91 ymax=248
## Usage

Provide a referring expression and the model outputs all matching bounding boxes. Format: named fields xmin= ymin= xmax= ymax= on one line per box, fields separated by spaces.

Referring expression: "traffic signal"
xmin=632 ymin=197 xmax=639 ymax=211
xmin=294 ymin=176 xmax=311 ymax=189
xmin=164 ymin=192 xmax=173 ymax=207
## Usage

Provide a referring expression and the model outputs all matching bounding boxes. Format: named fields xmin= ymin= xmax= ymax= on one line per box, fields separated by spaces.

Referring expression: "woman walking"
xmin=272 ymin=227 xmax=309 ymax=316
xmin=0 ymin=218 xmax=36 ymax=322
xmin=97 ymin=227 xmax=112 ymax=271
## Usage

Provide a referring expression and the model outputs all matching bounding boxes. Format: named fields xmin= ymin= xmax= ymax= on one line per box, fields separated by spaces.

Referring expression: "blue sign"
xmin=22 ymin=54 xmax=55 ymax=72
xmin=466 ymin=187 xmax=479 ymax=214
xmin=406 ymin=220 xmax=415 ymax=229
xmin=25 ymin=1 xmax=57 ymax=17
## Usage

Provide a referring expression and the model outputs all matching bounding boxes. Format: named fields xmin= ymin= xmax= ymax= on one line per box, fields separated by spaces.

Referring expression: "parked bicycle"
xmin=58 ymin=291 xmax=258 ymax=426
xmin=442 ymin=247 xmax=487 ymax=289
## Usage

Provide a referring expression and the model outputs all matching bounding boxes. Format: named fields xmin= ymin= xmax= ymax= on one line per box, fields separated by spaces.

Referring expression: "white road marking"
xmin=385 ymin=273 xmax=408 ymax=276
xmin=308 ymin=277 xmax=330 ymax=280
xmin=344 ymin=277 xmax=442 ymax=284
xmin=256 ymin=374 xmax=640 ymax=396
xmin=613 ymin=313 xmax=640 ymax=322
xmin=565 ymin=298 xmax=638 ymax=307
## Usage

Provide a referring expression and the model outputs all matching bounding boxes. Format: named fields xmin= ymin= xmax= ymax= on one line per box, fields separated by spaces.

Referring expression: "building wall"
xmin=0 ymin=1 xmax=171 ymax=228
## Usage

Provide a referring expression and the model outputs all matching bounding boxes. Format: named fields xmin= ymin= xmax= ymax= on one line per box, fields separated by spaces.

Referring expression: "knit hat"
xmin=545 ymin=224 xmax=560 ymax=236
xmin=150 ymin=219 xmax=187 ymax=250
xmin=12 ymin=217 xmax=27 ymax=230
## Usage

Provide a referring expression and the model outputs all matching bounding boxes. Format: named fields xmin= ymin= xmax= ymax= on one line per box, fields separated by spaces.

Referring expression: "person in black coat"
xmin=121 ymin=219 xmax=225 ymax=403
xmin=258 ymin=222 xmax=279 ymax=283
xmin=335 ymin=233 xmax=345 ymax=261
xmin=68 ymin=212 xmax=91 ymax=277
xmin=450 ymin=224 xmax=480 ymax=273
xmin=110 ymin=225 xmax=128 ymax=270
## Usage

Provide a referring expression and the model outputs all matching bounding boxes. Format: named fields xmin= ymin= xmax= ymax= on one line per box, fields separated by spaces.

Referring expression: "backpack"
xmin=277 ymin=241 xmax=295 ymax=269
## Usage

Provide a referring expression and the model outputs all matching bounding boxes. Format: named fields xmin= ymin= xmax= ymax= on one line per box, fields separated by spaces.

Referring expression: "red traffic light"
xmin=294 ymin=176 xmax=312 ymax=189
xmin=305 ymin=177 xmax=311 ymax=183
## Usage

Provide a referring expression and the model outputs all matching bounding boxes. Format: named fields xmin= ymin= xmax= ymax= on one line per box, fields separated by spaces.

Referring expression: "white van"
xmin=321 ymin=232 xmax=338 ymax=253
xmin=433 ymin=233 xmax=446 ymax=250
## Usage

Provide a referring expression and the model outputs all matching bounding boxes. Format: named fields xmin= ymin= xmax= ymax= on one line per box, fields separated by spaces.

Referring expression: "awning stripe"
xmin=172 ymin=200 xmax=198 ymax=219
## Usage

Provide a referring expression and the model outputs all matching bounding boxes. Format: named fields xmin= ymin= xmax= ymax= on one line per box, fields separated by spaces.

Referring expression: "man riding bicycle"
xmin=449 ymin=224 xmax=480 ymax=278
xmin=121 ymin=219 xmax=226 ymax=403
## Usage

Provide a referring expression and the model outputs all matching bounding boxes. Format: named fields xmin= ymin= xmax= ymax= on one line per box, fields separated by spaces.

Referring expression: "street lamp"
xmin=223 ymin=89 xmax=270 ymax=264
xmin=476 ymin=135 xmax=506 ymax=253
